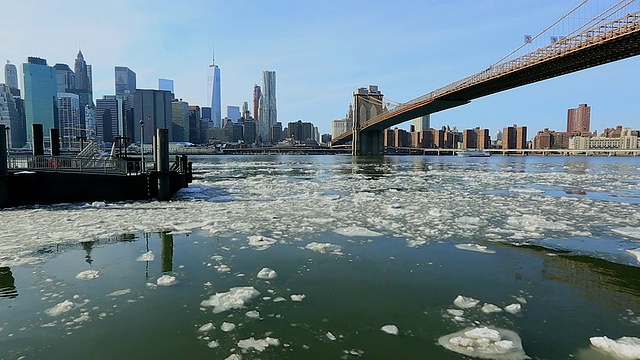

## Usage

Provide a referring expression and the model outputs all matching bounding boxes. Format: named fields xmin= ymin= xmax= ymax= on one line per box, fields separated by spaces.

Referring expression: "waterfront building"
xmin=567 ymin=104 xmax=591 ymax=134
xmin=84 ymin=104 xmax=97 ymax=140
xmin=115 ymin=67 xmax=136 ymax=96
xmin=502 ymin=124 xmax=527 ymax=149
xmin=227 ymin=106 xmax=241 ymax=123
xmin=331 ymin=118 xmax=352 ymax=139
xmin=188 ymin=105 xmax=201 ymax=144
xmin=159 ymin=79 xmax=174 ymax=93
xmin=171 ymin=99 xmax=189 ymax=142
xmin=287 ymin=120 xmax=315 ymax=142
xmin=569 ymin=127 xmax=638 ymax=150
xmin=412 ymin=115 xmax=430 ymax=133
xmin=321 ymin=134 xmax=332 ymax=144
xmin=258 ymin=70 xmax=277 ymax=143
xmin=533 ymin=128 xmax=571 ymax=149
xmin=243 ymin=119 xmax=256 ymax=144
xmin=253 ymin=85 xmax=261 ymax=120
xmin=133 ymin=89 xmax=173 ymax=143
xmin=4 ymin=61 xmax=19 ymax=90
xmin=0 ymin=84 xmax=26 ymax=148
xmin=22 ymin=57 xmax=57 ymax=144
xmin=66 ymin=51 xmax=93 ymax=134
xmin=384 ymin=128 xmax=411 ymax=147
xmin=56 ymin=93 xmax=81 ymax=149
xmin=269 ymin=121 xmax=282 ymax=143
xmin=463 ymin=127 xmax=490 ymax=149
xmin=241 ymin=102 xmax=250 ymax=120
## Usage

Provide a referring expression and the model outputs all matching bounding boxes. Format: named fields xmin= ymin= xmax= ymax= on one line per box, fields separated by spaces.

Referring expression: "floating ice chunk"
xmin=136 ymin=251 xmax=155 ymax=262
xmin=514 ymin=297 xmax=527 ymax=304
xmin=46 ymin=300 xmax=75 ymax=316
xmin=327 ymin=332 xmax=337 ymax=341
xmin=237 ymin=337 xmax=280 ymax=352
xmin=454 ymin=295 xmax=480 ymax=309
xmin=75 ymin=270 xmax=99 ymax=280
xmin=305 ymin=242 xmax=342 ymax=255
xmin=273 ymin=297 xmax=286 ymax=302
xmin=626 ymin=249 xmax=640 ymax=264
xmin=215 ymin=264 xmax=231 ymax=273
xmin=406 ymin=239 xmax=428 ymax=248
xmin=333 ymin=226 xmax=382 ymax=237
xmin=207 ymin=340 xmax=220 ymax=348
xmin=107 ymin=289 xmax=131 ymax=297
xmin=381 ymin=325 xmax=399 ymax=335
xmin=455 ymin=243 xmax=496 ymax=254
xmin=14 ymin=171 xmax=36 ymax=174
xmin=90 ymin=201 xmax=106 ymax=208
xmin=481 ymin=304 xmax=503 ymax=314
xmin=257 ymin=268 xmax=277 ymax=280
xmin=291 ymin=294 xmax=306 ymax=302
xmin=247 ymin=235 xmax=277 ymax=249
xmin=613 ymin=227 xmax=640 ymax=240
xmin=590 ymin=336 xmax=640 ymax=359
xmin=504 ymin=304 xmax=522 ymax=315
xmin=198 ymin=323 xmax=214 ymax=332
xmin=438 ymin=327 xmax=527 ymax=359
xmin=220 ymin=322 xmax=236 ymax=332
xmin=200 ymin=286 xmax=260 ymax=313
xmin=224 ymin=355 xmax=242 ymax=360
xmin=447 ymin=309 xmax=465 ymax=317
xmin=157 ymin=275 xmax=177 ymax=286
xmin=246 ymin=310 xmax=260 ymax=319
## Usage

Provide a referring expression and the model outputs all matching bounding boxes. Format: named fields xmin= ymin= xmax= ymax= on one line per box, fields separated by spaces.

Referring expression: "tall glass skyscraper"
xmin=57 ymin=93 xmax=80 ymax=149
xmin=115 ymin=66 xmax=137 ymax=95
xmin=258 ymin=70 xmax=277 ymax=143
xmin=22 ymin=57 xmax=57 ymax=144
xmin=207 ymin=49 xmax=221 ymax=128
xmin=412 ymin=115 xmax=431 ymax=133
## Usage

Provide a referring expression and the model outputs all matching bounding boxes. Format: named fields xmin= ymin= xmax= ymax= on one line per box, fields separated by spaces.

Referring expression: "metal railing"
xmin=7 ymin=155 xmax=138 ymax=175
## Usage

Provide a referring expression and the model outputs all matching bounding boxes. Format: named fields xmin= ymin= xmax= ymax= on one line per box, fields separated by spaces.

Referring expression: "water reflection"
xmin=350 ymin=157 xmax=392 ymax=179
xmin=82 ymin=241 xmax=94 ymax=265
xmin=0 ymin=267 xmax=18 ymax=299
xmin=161 ymin=232 xmax=174 ymax=272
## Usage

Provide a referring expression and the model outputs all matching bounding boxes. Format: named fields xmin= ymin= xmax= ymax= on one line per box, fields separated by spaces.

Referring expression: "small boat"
xmin=456 ymin=149 xmax=491 ymax=157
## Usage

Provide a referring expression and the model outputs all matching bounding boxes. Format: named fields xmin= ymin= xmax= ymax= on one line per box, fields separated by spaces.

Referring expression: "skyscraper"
xmin=115 ymin=66 xmax=136 ymax=95
xmin=53 ymin=63 xmax=75 ymax=93
xmin=227 ymin=106 xmax=241 ymax=123
xmin=133 ymin=89 xmax=173 ymax=143
xmin=258 ymin=70 xmax=277 ymax=143
xmin=4 ymin=61 xmax=19 ymax=90
xmin=68 ymin=50 xmax=92 ymax=133
xmin=208 ymin=48 xmax=221 ymax=128
xmin=159 ymin=78 xmax=174 ymax=93
xmin=412 ymin=115 xmax=430 ymax=133
xmin=253 ymin=84 xmax=261 ymax=120
xmin=567 ymin=103 xmax=591 ymax=134
xmin=22 ymin=57 xmax=57 ymax=144
xmin=57 ymin=92 xmax=81 ymax=149
xmin=0 ymin=84 xmax=25 ymax=148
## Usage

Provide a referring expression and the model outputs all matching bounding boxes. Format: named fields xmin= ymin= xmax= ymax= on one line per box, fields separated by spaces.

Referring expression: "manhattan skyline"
xmin=3 ymin=0 xmax=639 ymax=136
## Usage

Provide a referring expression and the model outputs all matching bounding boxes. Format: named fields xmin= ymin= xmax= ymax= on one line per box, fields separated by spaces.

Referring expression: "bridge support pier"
xmin=353 ymin=129 xmax=384 ymax=156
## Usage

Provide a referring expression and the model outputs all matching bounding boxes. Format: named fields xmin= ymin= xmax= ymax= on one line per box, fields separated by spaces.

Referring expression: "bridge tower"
xmin=353 ymin=85 xmax=385 ymax=156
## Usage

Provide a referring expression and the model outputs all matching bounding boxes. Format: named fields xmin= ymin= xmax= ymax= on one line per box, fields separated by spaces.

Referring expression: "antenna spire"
xmin=212 ymin=44 xmax=215 ymax=66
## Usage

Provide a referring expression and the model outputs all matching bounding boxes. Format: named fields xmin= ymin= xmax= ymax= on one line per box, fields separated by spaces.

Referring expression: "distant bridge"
xmin=333 ymin=1 xmax=640 ymax=155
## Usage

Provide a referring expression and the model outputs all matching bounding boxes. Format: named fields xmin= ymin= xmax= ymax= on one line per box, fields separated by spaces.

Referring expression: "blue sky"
xmin=3 ymin=0 xmax=639 ymax=137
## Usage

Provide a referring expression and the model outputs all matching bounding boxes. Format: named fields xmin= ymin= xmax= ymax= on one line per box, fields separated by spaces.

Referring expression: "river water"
xmin=1 ymin=155 xmax=640 ymax=359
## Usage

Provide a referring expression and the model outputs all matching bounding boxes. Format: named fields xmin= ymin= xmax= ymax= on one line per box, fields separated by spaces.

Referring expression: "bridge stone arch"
xmin=353 ymin=85 xmax=385 ymax=156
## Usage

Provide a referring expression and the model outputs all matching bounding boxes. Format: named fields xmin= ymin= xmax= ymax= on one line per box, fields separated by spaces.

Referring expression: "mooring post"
xmin=156 ymin=128 xmax=170 ymax=200
xmin=0 ymin=125 xmax=7 ymax=175
xmin=50 ymin=128 xmax=61 ymax=156
xmin=32 ymin=124 xmax=44 ymax=156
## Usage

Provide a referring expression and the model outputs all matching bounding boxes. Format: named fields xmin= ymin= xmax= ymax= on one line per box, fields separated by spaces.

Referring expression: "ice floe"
xmin=220 ymin=322 xmax=236 ymax=332
xmin=327 ymin=332 xmax=337 ymax=341
xmin=504 ymin=304 xmax=522 ymax=315
xmin=381 ymin=325 xmax=399 ymax=335
xmin=136 ymin=251 xmax=155 ymax=262
xmin=438 ymin=327 xmax=528 ymax=359
xmin=107 ymin=289 xmax=131 ymax=297
xmin=291 ymin=294 xmax=306 ymax=302
xmin=237 ymin=337 xmax=280 ymax=352
xmin=333 ymin=226 xmax=382 ymax=237
xmin=200 ymin=286 xmax=260 ymax=313
xmin=207 ymin=340 xmax=220 ymax=348
xmin=304 ymin=242 xmax=343 ymax=255
xmin=245 ymin=310 xmax=260 ymax=319
xmin=481 ymin=304 xmax=503 ymax=314
xmin=257 ymin=267 xmax=277 ymax=280
xmin=454 ymin=295 xmax=480 ymax=309
xmin=590 ymin=336 xmax=640 ymax=359
xmin=46 ymin=300 xmax=75 ymax=316
xmin=455 ymin=243 xmax=496 ymax=254
xmin=626 ymin=249 xmax=640 ymax=264
xmin=198 ymin=323 xmax=214 ymax=332
xmin=75 ymin=270 xmax=99 ymax=280
xmin=247 ymin=235 xmax=277 ymax=250
xmin=613 ymin=227 xmax=640 ymax=240
xmin=157 ymin=275 xmax=177 ymax=286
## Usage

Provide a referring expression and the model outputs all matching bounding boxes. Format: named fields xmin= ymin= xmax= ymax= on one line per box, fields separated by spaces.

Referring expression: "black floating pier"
xmin=0 ymin=124 xmax=192 ymax=209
